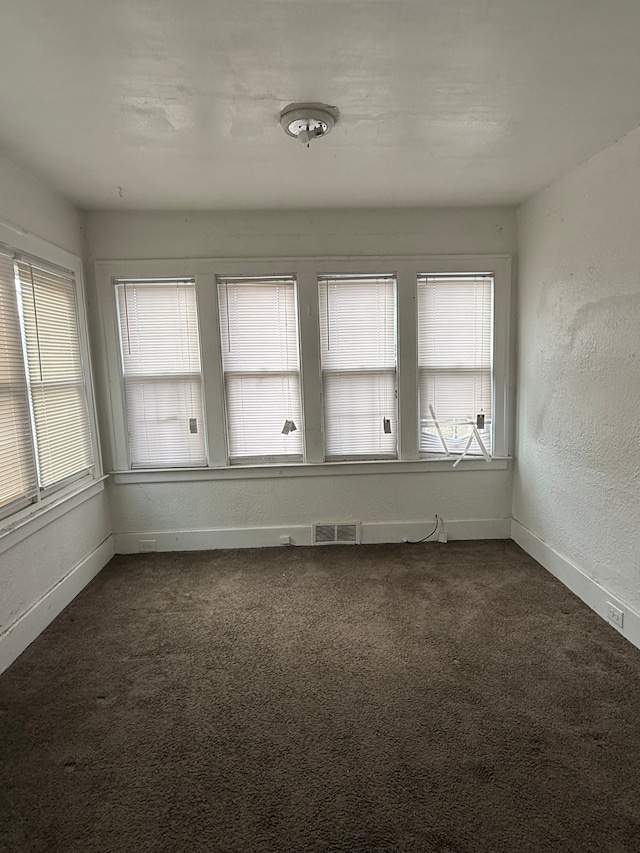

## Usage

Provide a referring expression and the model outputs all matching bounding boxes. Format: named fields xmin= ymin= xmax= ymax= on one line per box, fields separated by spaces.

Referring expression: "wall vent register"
xmin=313 ymin=523 xmax=360 ymax=545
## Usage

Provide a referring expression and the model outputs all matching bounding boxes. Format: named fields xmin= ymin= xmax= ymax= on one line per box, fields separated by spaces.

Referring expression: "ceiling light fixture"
xmin=279 ymin=103 xmax=339 ymax=147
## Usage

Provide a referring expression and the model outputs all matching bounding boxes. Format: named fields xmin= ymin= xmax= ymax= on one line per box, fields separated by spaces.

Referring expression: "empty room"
xmin=1 ymin=0 xmax=639 ymax=850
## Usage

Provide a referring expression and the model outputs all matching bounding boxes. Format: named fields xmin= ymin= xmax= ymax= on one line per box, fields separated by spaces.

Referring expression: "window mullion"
xmin=195 ymin=274 xmax=227 ymax=466
xmin=396 ymin=267 xmax=418 ymax=460
xmin=296 ymin=267 xmax=323 ymax=464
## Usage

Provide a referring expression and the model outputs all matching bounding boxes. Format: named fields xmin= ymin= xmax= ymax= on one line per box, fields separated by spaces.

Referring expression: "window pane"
xmin=116 ymin=280 xmax=207 ymax=469
xmin=225 ymin=374 xmax=302 ymax=460
xmin=419 ymin=369 xmax=492 ymax=453
xmin=322 ymin=370 xmax=396 ymax=458
xmin=319 ymin=276 xmax=397 ymax=458
xmin=124 ymin=377 xmax=205 ymax=468
xmin=29 ymin=383 xmax=93 ymax=486
xmin=319 ymin=278 xmax=396 ymax=371
xmin=118 ymin=281 xmax=202 ymax=376
xmin=218 ymin=278 xmax=302 ymax=462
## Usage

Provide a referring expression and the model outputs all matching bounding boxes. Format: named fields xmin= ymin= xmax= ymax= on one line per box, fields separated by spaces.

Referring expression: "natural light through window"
xmin=318 ymin=275 xmax=397 ymax=460
xmin=115 ymin=279 xmax=207 ymax=469
xmin=218 ymin=276 xmax=303 ymax=463
xmin=418 ymin=274 xmax=493 ymax=456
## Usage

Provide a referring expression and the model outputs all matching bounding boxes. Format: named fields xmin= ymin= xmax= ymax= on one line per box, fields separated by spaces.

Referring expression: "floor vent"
xmin=313 ymin=523 xmax=360 ymax=545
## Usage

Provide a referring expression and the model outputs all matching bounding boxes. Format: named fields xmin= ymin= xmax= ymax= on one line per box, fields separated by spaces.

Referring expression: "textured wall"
xmin=109 ymin=470 xmax=511 ymax=537
xmin=0 ymin=490 xmax=111 ymax=633
xmin=514 ymin=127 xmax=640 ymax=611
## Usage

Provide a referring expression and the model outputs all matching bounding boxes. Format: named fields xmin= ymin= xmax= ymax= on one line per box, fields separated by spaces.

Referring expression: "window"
xmin=0 ymin=250 xmax=37 ymax=514
xmin=318 ymin=275 xmax=397 ymax=459
xmin=218 ymin=276 xmax=302 ymax=463
xmin=115 ymin=279 xmax=206 ymax=468
xmin=418 ymin=274 xmax=493 ymax=456
xmin=16 ymin=259 xmax=95 ymax=487
xmin=101 ymin=255 xmax=510 ymax=474
xmin=1 ymin=250 xmax=95 ymax=519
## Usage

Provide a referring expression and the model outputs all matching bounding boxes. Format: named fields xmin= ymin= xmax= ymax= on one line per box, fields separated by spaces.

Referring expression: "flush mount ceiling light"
xmin=279 ymin=102 xmax=339 ymax=147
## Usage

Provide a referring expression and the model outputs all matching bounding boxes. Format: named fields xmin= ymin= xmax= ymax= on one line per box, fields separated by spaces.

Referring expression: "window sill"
xmin=111 ymin=457 xmax=511 ymax=484
xmin=0 ymin=476 xmax=108 ymax=556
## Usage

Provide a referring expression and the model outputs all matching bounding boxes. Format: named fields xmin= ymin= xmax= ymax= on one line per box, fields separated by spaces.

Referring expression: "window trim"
xmin=14 ymin=257 xmax=96 ymax=491
xmin=0 ymin=475 xmax=107 ymax=553
xmin=217 ymin=274 xmax=304 ymax=465
xmin=318 ymin=273 xmax=399 ymax=461
xmin=0 ymin=221 xmax=102 ymax=527
xmin=111 ymin=457 xmax=510 ymax=484
xmin=114 ymin=277 xmax=208 ymax=469
xmin=96 ymin=255 xmax=511 ymax=474
xmin=417 ymin=272 xmax=494 ymax=458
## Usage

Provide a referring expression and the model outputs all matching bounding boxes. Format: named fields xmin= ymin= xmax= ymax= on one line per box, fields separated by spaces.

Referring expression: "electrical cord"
xmin=403 ymin=514 xmax=439 ymax=544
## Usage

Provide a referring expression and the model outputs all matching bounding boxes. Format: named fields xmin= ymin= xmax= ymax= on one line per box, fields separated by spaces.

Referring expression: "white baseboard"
xmin=115 ymin=526 xmax=312 ymax=552
xmin=114 ymin=517 xmax=510 ymax=554
xmin=0 ymin=535 xmax=115 ymax=675
xmin=362 ymin=518 xmax=511 ymax=544
xmin=511 ymin=519 xmax=640 ymax=652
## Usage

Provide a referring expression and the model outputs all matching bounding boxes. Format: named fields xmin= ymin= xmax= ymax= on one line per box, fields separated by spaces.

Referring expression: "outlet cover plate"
xmin=607 ymin=601 xmax=624 ymax=629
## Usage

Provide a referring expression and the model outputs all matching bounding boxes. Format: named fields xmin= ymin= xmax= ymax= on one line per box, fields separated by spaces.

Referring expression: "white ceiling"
xmin=1 ymin=0 xmax=640 ymax=210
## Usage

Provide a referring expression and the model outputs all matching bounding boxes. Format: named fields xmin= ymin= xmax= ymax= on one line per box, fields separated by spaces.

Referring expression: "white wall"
xmin=0 ymin=155 xmax=83 ymax=255
xmin=0 ymin=152 xmax=113 ymax=674
xmin=109 ymin=466 xmax=512 ymax=551
xmin=514 ymin=128 xmax=640 ymax=620
xmin=85 ymin=207 xmax=516 ymax=549
xmin=84 ymin=207 xmax=516 ymax=260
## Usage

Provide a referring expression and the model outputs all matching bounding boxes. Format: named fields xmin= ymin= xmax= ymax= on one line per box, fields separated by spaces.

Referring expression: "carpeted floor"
xmin=1 ymin=540 xmax=640 ymax=852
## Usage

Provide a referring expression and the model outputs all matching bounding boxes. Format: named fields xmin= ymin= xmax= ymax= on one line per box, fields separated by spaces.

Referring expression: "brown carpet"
xmin=1 ymin=540 xmax=640 ymax=852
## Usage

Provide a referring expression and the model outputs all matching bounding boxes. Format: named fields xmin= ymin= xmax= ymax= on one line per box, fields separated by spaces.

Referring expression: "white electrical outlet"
xmin=139 ymin=539 xmax=156 ymax=553
xmin=606 ymin=602 xmax=624 ymax=629
xmin=280 ymin=535 xmax=291 ymax=545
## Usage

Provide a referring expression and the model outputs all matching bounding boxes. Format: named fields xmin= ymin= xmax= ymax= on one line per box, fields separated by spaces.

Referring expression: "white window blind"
xmin=218 ymin=277 xmax=302 ymax=463
xmin=16 ymin=259 xmax=94 ymax=489
xmin=116 ymin=279 xmax=206 ymax=469
xmin=418 ymin=274 xmax=493 ymax=455
xmin=319 ymin=275 xmax=397 ymax=459
xmin=0 ymin=251 xmax=37 ymax=513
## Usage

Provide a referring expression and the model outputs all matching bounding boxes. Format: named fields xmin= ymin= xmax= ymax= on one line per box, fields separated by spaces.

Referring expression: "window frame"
xmin=0 ymin=223 xmax=102 ymax=530
xmin=97 ymin=255 xmax=511 ymax=476
xmin=318 ymin=273 xmax=399 ymax=462
xmin=417 ymin=272 xmax=495 ymax=459
xmin=114 ymin=278 xmax=208 ymax=470
xmin=217 ymin=275 xmax=304 ymax=465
